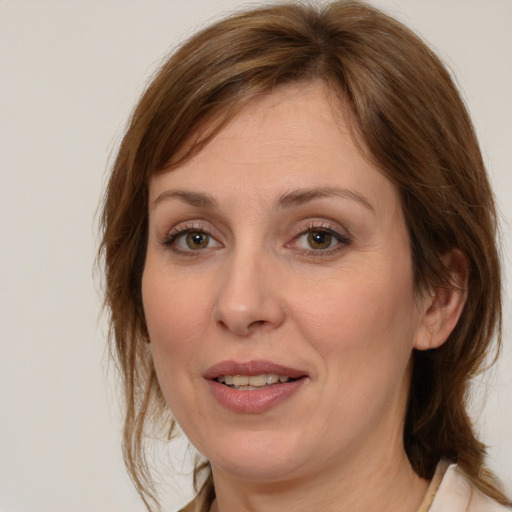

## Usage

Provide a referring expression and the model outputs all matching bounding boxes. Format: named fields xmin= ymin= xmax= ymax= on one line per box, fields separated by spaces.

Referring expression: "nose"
xmin=212 ymin=248 xmax=285 ymax=337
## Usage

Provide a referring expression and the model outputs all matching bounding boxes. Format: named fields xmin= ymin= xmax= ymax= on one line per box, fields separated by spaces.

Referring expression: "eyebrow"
xmin=276 ymin=186 xmax=374 ymax=212
xmin=152 ymin=190 xmax=218 ymax=210
xmin=151 ymin=186 xmax=374 ymax=212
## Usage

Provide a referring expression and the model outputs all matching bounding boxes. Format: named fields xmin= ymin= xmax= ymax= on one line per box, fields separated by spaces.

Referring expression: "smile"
xmin=205 ymin=361 xmax=308 ymax=413
xmin=216 ymin=374 xmax=292 ymax=389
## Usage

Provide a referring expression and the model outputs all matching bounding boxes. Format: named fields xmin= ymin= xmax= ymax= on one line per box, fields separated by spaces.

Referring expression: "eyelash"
xmin=289 ymin=222 xmax=351 ymax=258
xmin=161 ymin=221 xmax=351 ymax=258
xmin=162 ymin=222 xmax=219 ymax=257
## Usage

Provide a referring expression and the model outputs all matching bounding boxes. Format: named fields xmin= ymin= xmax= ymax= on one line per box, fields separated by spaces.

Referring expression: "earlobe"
xmin=414 ymin=249 xmax=469 ymax=351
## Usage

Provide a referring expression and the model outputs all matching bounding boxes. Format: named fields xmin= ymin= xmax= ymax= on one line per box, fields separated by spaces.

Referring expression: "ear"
xmin=414 ymin=249 xmax=468 ymax=351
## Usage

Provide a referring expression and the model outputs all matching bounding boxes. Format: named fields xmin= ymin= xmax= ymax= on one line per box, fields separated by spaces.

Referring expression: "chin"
xmin=199 ymin=428 xmax=319 ymax=483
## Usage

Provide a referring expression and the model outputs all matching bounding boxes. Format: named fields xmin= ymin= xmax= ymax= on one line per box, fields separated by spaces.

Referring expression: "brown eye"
xmin=307 ymin=231 xmax=332 ymax=250
xmin=290 ymin=226 xmax=350 ymax=255
xmin=186 ymin=231 xmax=210 ymax=250
xmin=165 ymin=227 xmax=222 ymax=254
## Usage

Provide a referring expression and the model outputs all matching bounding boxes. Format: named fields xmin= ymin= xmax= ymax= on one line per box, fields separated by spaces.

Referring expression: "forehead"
xmin=201 ymin=83 xmax=345 ymax=160
xmin=149 ymin=81 xmax=399 ymax=217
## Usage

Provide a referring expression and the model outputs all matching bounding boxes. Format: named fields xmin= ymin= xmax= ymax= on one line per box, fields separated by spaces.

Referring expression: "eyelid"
xmin=161 ymin=221 xmax=223 ymax=253
xmin=158 ymin=218 xmax=351 ymax=257
xmin=293 ymin=219 xmax=351 ymax=239
xmin=286 ymin=220 xmax=352 ymax=255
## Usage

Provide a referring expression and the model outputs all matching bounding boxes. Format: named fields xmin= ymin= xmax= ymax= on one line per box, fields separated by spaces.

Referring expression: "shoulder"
xmin=430 ymin=463 xmax=511 ymax=512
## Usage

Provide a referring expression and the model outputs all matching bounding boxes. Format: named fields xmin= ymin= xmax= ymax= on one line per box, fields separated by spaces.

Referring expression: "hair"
xmin=99 ymin=1 xmax=508 ymax=509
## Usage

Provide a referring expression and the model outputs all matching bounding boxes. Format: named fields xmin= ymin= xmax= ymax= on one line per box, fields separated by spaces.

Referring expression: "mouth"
xmin=204 ymin=360 xmax=308 ymax=412
xmin=205 ymin=360 xmax=307 ymax=385
xmin=216 ymin=373 xmax=297 ymax=390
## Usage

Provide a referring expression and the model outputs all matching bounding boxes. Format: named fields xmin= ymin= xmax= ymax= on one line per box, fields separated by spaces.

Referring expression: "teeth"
xmin=217 ymin=373 xmax=291 ymax=387
xmin=266 ymin=374 xmax=279 ymax=384
xmin=247 ymin=375 xmax=266 ymax=386
xmin=232 ymin=375 xmax=249 ymax=386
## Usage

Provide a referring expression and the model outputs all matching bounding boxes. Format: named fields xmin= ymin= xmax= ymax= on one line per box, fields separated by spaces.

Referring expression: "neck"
xmin=210 ymin=446 xmax=428 ymax=512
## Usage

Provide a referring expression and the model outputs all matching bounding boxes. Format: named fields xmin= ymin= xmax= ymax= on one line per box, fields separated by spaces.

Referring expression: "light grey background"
xmin=1 ymin=1 xmax=510 ymax=511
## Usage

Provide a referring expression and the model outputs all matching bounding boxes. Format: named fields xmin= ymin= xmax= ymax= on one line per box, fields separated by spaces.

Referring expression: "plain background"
xmin=0 ymin=1 xmax=511 ymax=511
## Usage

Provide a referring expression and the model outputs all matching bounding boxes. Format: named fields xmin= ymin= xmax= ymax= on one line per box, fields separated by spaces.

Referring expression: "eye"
xmin=165 ymin=228 xmax=222 ymax=253
xmin=183 ymin=231 xmax=211 ymax=250
xmin=289 ymin=225 xmax=351 ymax=255
xmin=302 ymin=230 xmax=336 ymax=250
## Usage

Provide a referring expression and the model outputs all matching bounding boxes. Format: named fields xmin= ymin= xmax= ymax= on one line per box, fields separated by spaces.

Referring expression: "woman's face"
xmin=142 ymin=81 xmax=430 ymax=484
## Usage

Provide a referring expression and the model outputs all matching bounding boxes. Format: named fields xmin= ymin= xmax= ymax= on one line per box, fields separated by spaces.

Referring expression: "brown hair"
xmin=100 ymin=1 xmax=507 ymax=509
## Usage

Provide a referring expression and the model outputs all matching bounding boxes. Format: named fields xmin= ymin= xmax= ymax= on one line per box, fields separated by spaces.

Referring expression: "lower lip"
xmin=206 ymin=378 xmax=306 ymax=414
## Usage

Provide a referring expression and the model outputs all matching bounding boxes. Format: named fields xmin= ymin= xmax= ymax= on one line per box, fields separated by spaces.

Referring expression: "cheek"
xmin=142 ymin=260 xmax=212 ymax=342
xmin=141 ymin=265 xmax=213 ymax=402
xmin=290 ymin=258 xmax=418 ymax=377
xmin=289 ymin=264 xmax=417 ymax=439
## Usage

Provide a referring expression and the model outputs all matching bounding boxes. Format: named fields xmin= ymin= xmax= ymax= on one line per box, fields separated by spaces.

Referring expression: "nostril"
xmin=217 ymin=320 xmax=229 ymax=331
xmin=215 ymin=318 xmax=266 ymax=335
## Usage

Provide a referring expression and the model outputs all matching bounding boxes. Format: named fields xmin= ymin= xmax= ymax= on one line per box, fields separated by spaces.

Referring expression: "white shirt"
xmin=427 ymin=462 xmax=510 ymax=512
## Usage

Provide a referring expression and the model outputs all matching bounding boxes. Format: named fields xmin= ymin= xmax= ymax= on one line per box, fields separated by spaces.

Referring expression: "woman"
xmin=100 ymin=1 xmax=510 ymax=511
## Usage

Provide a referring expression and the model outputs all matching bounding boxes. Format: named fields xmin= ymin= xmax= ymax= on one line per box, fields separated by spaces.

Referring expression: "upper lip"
xmin=204 ymin=360 xmax=307 ymax=380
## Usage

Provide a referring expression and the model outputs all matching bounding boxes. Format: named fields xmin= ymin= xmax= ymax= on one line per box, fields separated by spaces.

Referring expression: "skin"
xmin=142 ymin=81 xmax=466 ymax=512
